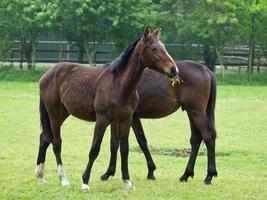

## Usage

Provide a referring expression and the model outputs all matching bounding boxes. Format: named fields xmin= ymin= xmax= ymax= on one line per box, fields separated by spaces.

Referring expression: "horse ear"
xmin=152 ymin=28 xmax=161 ymax=39
xmin=143 ymin=26 xmax=150 ymax=40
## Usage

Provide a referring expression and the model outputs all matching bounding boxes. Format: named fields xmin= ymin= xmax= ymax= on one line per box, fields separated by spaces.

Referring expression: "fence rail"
xmin=4 ymin=41 xmax=267 ymax=70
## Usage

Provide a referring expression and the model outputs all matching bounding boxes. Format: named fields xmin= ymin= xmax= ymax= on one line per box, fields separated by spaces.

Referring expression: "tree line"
xmin=0 ymin=0 xmax=267 ymax=75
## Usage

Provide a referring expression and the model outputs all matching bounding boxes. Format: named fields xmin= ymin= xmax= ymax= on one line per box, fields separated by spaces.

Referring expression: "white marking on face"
xmin=58 ymin=164 xmax=70 ymax=186
xmin=158 ymin=41 xmax=178 ymax=74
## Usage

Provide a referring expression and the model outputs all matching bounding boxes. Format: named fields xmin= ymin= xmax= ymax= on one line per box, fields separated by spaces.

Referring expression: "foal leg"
xmin=180 ymin=116 xmax=202 ymax=182
xmin=132 ymin=118 xmax=156 ymax=180
xmin=119 ymin=119 xmax=135 ymax=189
xmin=101 ymin=122 xmax=119 ymax=181
xmin=36 ymin=131 xmax=51 ymax=184
xmin=49 ymin=108 xmax=70 ymax=186
xmin=82 ymin=115 xmax=109 ymax=191
xmin=188 ymin=111 xmax=217 ymax=184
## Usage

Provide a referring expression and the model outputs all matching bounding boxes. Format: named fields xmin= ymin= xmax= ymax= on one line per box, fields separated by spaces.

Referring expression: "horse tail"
xmin=206 ymin=70 xmax=217 ymax=139
xmin=39 ymin=96 xmax=52 ymax=141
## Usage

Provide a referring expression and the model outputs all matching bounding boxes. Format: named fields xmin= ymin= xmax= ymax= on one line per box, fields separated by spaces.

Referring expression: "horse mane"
xmin=111 ymin=37 xmax=141 ymax=73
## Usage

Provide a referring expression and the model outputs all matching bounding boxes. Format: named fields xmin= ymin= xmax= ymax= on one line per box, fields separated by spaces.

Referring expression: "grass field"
xmin=0 ymin=68 xmax=267 ymax=199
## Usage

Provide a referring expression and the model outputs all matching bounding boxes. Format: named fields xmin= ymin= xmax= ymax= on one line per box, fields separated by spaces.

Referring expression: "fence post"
xmin=67 ymin=43 xmax=70 ymax=61
xmin=10 ymin=50 xmax=14 ymax=66
xmin=257 ymin=57 xmax=260 ymax=73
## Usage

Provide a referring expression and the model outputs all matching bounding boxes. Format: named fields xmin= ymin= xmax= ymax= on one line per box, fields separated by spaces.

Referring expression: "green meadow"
xmin=0 ymin=68 xmax=267 ymax=199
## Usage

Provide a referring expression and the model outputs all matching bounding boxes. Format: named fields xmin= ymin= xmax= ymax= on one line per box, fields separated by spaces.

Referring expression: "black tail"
xmin=206 ymin=70 xmax=217 ymax=139
xmin=39 ymin=96 xmax=52 ymax=140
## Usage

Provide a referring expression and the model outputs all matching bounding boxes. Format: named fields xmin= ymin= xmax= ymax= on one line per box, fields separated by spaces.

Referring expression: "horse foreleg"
xmin=101 ymin=122 xmax=119 ymax=181
xmin=82 ymin=115 xmax=109 ymax=191
xmin=119 ymin=118 xmax=135 ymax=189
xmin=132 ymin=117 xmax=156 ymax=180
xmin=180 ymin=116 xmax=202 ymax=182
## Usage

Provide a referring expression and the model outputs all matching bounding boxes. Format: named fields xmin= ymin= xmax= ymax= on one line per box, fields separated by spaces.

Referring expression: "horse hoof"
xmin=38 ymin=177 xmax=47 ymax=185
xmin=81 ymin=183 xmax=89 ymax=191
xmin=121 ymin=179 xmax=135 ymax=190
xmin=100 ymin=174 xmax=110 ymax=181
xmin=147 ymin=174 xmax=156 ymax=180
xmin=204 ymin=180 xmax=212 ymax=185
xmin=179 ymin=176 xmax=188 ymax=182
xmin=204 ymin=176 xmax=213 ymax=185
xmin=61 ymin=179 xmax=70 ymax=187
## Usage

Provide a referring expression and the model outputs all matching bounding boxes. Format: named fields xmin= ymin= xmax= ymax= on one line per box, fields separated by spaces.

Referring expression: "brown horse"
xmin=35 ymin=27 xmax=179 ymax=190
xmin=101 ymin=60 xmax=217 ymax=184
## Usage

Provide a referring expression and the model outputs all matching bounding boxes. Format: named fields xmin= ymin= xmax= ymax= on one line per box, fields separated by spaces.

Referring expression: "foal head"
xmin=137 ymin=27 xmax=179 ymax=78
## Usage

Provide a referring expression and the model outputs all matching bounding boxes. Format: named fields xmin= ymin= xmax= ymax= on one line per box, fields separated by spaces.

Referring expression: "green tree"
xmin=111 ymin=0 xmax=159 ymax=50
xmin=236 ymin=0 xmax=267 ymax=79
xmin=1 ymin=0 xmax=54 ymax=69
xmin=0 ymin=1 xmax=14 ymax=63
xmin=158 ymin=0 xmax=239 ymax=73
xmin=54 ymin=0 xmax=122 ymax=64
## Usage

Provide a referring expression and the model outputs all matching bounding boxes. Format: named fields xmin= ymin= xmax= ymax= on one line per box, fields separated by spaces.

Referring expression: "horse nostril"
xmin=170 ymin=66 xmax=178 ymax=77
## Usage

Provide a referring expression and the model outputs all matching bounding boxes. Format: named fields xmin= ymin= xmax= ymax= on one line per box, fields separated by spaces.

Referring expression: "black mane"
xmin=111 ymin=37 xmax=140 ymax=73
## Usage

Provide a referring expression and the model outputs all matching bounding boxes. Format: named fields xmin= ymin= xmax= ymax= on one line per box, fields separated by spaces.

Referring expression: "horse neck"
xmin=120 ymin=51 xmax=144 ymax=98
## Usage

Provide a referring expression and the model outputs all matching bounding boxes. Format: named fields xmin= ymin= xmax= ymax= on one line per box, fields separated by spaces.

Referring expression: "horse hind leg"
xmin=48 ymin=106 xmax=70 ymax=186
xmin=36 ymin=131 xmax=51 ymax=184
xmin=187 ymin=110 xmax=217 ymax=184
xmin=180 ymin=116 xmax=202 ymax=182
xmin=36 ymin=97 xmax=52 ymax=184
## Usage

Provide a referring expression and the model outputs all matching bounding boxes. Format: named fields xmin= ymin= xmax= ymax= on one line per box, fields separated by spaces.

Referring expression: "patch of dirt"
xmin=131 ymin=146 xmax=230 ymax=157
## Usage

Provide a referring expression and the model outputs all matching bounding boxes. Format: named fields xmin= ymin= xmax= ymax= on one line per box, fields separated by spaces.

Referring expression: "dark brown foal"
xmin=101 ymin=60 xmax=218 ymax=184
xmin=35 ymin=27 xmax=179 ymax=190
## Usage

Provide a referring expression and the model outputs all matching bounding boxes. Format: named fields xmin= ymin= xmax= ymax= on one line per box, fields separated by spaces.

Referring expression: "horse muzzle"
xmin=170 ymin=66 xmax=179 ymax=78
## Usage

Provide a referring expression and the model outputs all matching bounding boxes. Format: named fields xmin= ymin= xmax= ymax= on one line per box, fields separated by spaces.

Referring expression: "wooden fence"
xmin=4 ymin=41 xmax=267 ymax=71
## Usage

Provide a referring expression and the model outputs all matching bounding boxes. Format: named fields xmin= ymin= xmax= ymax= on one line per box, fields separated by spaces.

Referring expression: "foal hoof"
xmin=121 ymin=179 xmax=135 ymax=190
xmin=204 ymin=171 xmax=217 ymax=185
xmin=179 ymin=172 xmax=194 ymax=183
xmin=37 ymin=177 xmax=47 ymax=185
xmin=147 ymin=174 xmax=156 ymax=180
xmin=81 ymin=183 xmax=89 ymax=191
xmin=179 ymin=175 xmax=189 ymax=182
xmin=60 ymin=178 xmax=70 ymax=187
xmin=204 ymin=176 xmax=213 ymax=185
xmin=100 ymin=173 xmax=111 ymax=181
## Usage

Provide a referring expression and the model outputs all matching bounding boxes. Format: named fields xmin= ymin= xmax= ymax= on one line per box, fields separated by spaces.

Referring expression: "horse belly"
xmin=134 ymin=99 xmax=180 ymax=119
xmin=70 ymin=110 xmax=96 ymax=121
xmin=61 ymin=91 xmax=96 ymax=122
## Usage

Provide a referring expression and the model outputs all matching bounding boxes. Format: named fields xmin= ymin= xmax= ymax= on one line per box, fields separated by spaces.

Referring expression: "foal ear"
xmin=143 ymin=26 xmax=150 ymax=40
xmin=152 ymin=28 xmax=161 ymax=39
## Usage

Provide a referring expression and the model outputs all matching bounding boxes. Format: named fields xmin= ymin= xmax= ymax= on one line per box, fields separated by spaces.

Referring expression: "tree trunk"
xmin=215 ymin=47 xmax=225 ymax=79
xmin=85 ymin=41 xmax=97 ymax=65
xmin=78 ymin=44 xmax=84 ymax=63
xmin=203 ymin=45 xmax=217 ymax=72
xmin=248 ymin=26 xmax=255 ymax=82
xmin=19 ymin=39 xmax=24 ymax=69
xmin=31 ymin=37 xmax=36 ymax=71
xmin=248 ymin=0 xmax=258 ymax=81
xmin=58 ymin=42 xmax=63 ymax=62
xmin=26 ymin=41 xmax=32 ymax=69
